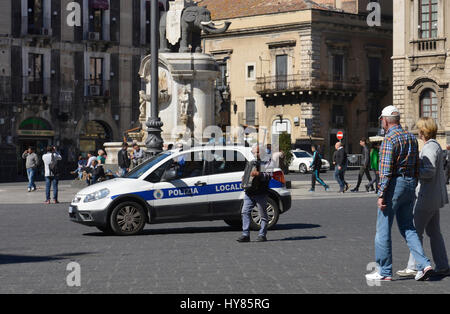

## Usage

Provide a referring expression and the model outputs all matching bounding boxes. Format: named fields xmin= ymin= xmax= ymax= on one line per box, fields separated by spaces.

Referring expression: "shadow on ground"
xmin=0 ymin=252 xmax=92 ymax=265
xmin=82 ymin=223 xmax=322 ymax=237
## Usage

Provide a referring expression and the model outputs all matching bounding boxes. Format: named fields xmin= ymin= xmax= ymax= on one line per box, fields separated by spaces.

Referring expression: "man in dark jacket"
xmin=334 ymin=142 xmax=349 ymax=193
xmin=238 ymin=144 xmax=272 ymax=243
xmin=352 ymin=137 xmax=373 ymax=192
xmin=118 ymin=142 xmax=130 ymax=177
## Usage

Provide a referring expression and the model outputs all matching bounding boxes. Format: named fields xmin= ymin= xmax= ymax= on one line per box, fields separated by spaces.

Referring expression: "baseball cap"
xmin=379 ymin=105 xmax=400 ymax=119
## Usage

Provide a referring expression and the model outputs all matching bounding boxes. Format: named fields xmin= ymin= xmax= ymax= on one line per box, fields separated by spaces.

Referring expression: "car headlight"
xmin=84 ymin=188 xmax=110 ymax=203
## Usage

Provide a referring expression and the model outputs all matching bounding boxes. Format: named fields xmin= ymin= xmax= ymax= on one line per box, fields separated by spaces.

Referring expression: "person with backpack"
xmin=42 ymin=146 xmax=62 ymax=204
xmin=309 ymin=145 xmax=330 ymax=192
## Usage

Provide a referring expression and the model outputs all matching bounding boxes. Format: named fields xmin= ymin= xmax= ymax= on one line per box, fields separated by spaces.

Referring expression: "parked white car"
xmin=289 ymin=149 xmax=330 ymax=174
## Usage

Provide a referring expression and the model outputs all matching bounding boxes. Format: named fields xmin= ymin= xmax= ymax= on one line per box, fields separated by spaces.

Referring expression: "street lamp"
xmin=145 ymin=0 xmax=164 ymax=157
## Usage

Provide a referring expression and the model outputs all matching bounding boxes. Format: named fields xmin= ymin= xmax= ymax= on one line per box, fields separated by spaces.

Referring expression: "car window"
xmin=124 ymin=152 xmax=172 ymax=179
xmin=205 ymin=150 xmax=247 ymax=175
xmin=294 ymin=152 xmax=311 ymax=158
xmin=144 ymin=160 xmax=172 ymax=183
xmin=172 ymin=152 xmax=205 ymax=179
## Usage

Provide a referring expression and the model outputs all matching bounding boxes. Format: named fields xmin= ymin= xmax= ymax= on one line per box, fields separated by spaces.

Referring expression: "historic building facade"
xmin=0 ymin=0 xmax=167 ymax=180
xmin=200 ymin=0 xmax=393 ymax=159
xmin=393 ymin=0 xmax=449 ymax=147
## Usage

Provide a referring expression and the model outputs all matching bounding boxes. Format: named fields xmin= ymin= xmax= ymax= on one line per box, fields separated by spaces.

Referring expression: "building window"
xmin=276 ymin=54 xmax=287 ymax=90
xmin=420 ymin=89 xmax=438 ymax=120
xmin=89 ymin=57 xmax=104 ymax=96
xmin=28 ymin=53 xmax=44 ymax=94
xmin=420 ymin=0 xmax=438 ymax=39
xmin=246 ymin=64 xmax=255 ymax=80
xmin=245 ymin=99 xmax=256 ymax=126
xmin=217 ymin=61 xmax=228 ymax=91
xmin=27 ymin=0 xmax=44 ymax=35
xmin=332 ymin=54 xmax=344 ymax=81
xmin=368 ymin=57 xmax=381 ymax=91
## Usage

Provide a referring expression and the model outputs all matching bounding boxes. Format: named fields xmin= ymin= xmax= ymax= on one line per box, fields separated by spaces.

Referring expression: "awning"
xmin=90 ymin=0 xmax=109 ymax=10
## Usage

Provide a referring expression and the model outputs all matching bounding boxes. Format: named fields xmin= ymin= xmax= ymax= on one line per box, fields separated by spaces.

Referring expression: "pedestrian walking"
xmin=237 ymin=144 xmax=272 ymax=243
xmin=351 ymin=137 xmax=373 ymax=192
xmin=42 ymin=146 xmax=62 ymax=204
xmin=396 ymin=117 xmax=449 ymax=278
xmin=367 ymin=142 xmax=381 ymax=193
xmin=22 ymin=147 xmax=39 ymax=192
xmin=309 ymin=145 xmax=329 ymax=192
xmin=333 ymin=142 xmax=349 ymax=193
xmin=366 ymin=106 xmax=433 ymax=282
xmin=118 ymin=142 xmax=130 ymax=177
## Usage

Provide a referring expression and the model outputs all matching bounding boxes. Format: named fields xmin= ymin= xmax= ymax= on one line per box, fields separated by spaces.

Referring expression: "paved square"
xmin=0 ymin=185 xmax=448 ymax=293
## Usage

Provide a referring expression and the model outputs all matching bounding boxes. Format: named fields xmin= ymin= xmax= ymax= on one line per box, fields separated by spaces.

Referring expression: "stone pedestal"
xmin=139 ymin=53 xmax=219 ymax=144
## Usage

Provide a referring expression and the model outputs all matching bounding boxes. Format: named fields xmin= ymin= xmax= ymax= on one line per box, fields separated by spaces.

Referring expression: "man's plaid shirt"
xmin=378 ymin=124 xmax=419 ymax=197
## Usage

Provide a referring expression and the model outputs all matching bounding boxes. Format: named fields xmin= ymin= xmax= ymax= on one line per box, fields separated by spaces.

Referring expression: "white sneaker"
xmin=396 ymin=268 xmax=417 ymax=277
xmin=27 ymin=188 xmax=31 ymax=192
xmin=365 ymin=271 xmax=392 ymax=282
xmin=415 ymin=266 xmax=434 ymax=281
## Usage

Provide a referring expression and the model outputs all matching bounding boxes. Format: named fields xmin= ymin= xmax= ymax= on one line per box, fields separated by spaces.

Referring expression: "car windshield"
xmin=294 ymin=151 xmax=312 ymax=158
xmin=124 ymin=152 xmax=172 ymax=179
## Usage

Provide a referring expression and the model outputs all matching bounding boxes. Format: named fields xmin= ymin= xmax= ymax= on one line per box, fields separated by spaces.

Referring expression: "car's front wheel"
xmin=250 ymin=197 xmax=280 ymax=231
xmin=110 ymin=202 xmax=146 ymax=236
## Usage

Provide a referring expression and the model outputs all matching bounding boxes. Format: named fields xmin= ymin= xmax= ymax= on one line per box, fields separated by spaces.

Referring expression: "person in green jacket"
xmin=366 ymin=142 xmax=381 ymax=193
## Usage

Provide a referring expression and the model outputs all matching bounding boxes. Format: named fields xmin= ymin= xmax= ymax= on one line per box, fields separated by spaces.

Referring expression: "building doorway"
xmin=79 ymin=120 xmax=112 ymax=155
xmin=17 ymin=117 xmax=55 ymax=178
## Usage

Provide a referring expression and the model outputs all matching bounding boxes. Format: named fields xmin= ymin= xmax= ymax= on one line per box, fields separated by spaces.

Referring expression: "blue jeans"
xmin=242 ymin=194 xmax=268 ymax=237
xmin=334 ymin=168 xmax=345 ymax=191
xmin=375 ymin=177 xmax=431 ymax=276
xmin=27 ymin=168 xmax=36 ymax=190
xmin=45 ymin=176 xmax=59 ymax=201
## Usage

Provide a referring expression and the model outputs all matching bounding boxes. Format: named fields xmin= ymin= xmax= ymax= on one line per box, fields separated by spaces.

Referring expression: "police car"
xmin=69 ymin=146 xmax=292 ymax=236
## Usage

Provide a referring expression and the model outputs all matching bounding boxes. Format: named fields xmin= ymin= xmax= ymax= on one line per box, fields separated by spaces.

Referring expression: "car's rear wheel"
xmin=299 ymin=163 xmax=308 ymax=174
xmin=250 ymin=197 xmax=280 ymax=231
xmin=110 ymin=202 xmax=146 ymax=236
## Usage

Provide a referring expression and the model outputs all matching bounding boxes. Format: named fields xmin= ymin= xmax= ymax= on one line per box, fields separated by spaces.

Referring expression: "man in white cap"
xmin=366 ymin=105 xmax=433 ymax=282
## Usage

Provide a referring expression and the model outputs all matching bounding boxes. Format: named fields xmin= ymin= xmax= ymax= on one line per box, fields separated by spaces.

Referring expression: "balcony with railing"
xmin=410 ymin=37 xmax=446 ymax=55
xmin=256 ymin=74 xmax=361 ymax=95
xmin=85 ymin=79 xmax=111 ymax=98
xmin=22 ymin=77 xmax=50 ymax=96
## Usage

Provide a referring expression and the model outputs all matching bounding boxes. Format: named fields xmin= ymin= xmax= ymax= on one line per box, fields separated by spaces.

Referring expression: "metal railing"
xmin=255 ymin=74 xmax=361 ymax=94
xmin=85 ymin=80 xmax=111 ymax=97
xmin=22 ymin=77 xmax=51 ymax=95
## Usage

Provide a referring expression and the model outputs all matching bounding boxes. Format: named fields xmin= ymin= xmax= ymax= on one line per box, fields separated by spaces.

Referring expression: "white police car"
xmin=69 ymin=146 xmax=292 ymax=236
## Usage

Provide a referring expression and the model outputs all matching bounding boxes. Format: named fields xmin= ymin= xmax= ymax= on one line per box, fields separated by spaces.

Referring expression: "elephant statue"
xmin=160 ymin=4 xmax=231 ymax=53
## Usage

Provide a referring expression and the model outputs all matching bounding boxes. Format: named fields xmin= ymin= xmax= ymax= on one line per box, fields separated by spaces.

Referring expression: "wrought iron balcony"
xmin=256 ymin=74 xmax=361 ymax=95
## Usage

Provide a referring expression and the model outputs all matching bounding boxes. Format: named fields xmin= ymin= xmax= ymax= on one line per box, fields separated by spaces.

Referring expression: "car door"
xmin=205 ymin=149 xmax=247 ymax=217
xmin=149 ymin=151 xmax=210 ymax=221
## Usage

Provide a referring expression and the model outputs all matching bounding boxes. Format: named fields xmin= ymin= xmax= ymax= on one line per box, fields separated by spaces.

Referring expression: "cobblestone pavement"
xmin=0 ymin=191 xmax=449 ymax=293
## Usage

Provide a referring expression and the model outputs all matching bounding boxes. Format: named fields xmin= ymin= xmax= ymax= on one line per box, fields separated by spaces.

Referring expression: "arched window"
xmin=420 ymin=89 xmax=438 ymax=120
xmin=419 ymin=0 xmax=438 ymax=39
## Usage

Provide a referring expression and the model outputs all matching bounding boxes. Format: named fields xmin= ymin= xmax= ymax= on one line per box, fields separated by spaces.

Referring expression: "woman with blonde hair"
xmin=397 ymin=117 xmax=450 ymax=278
